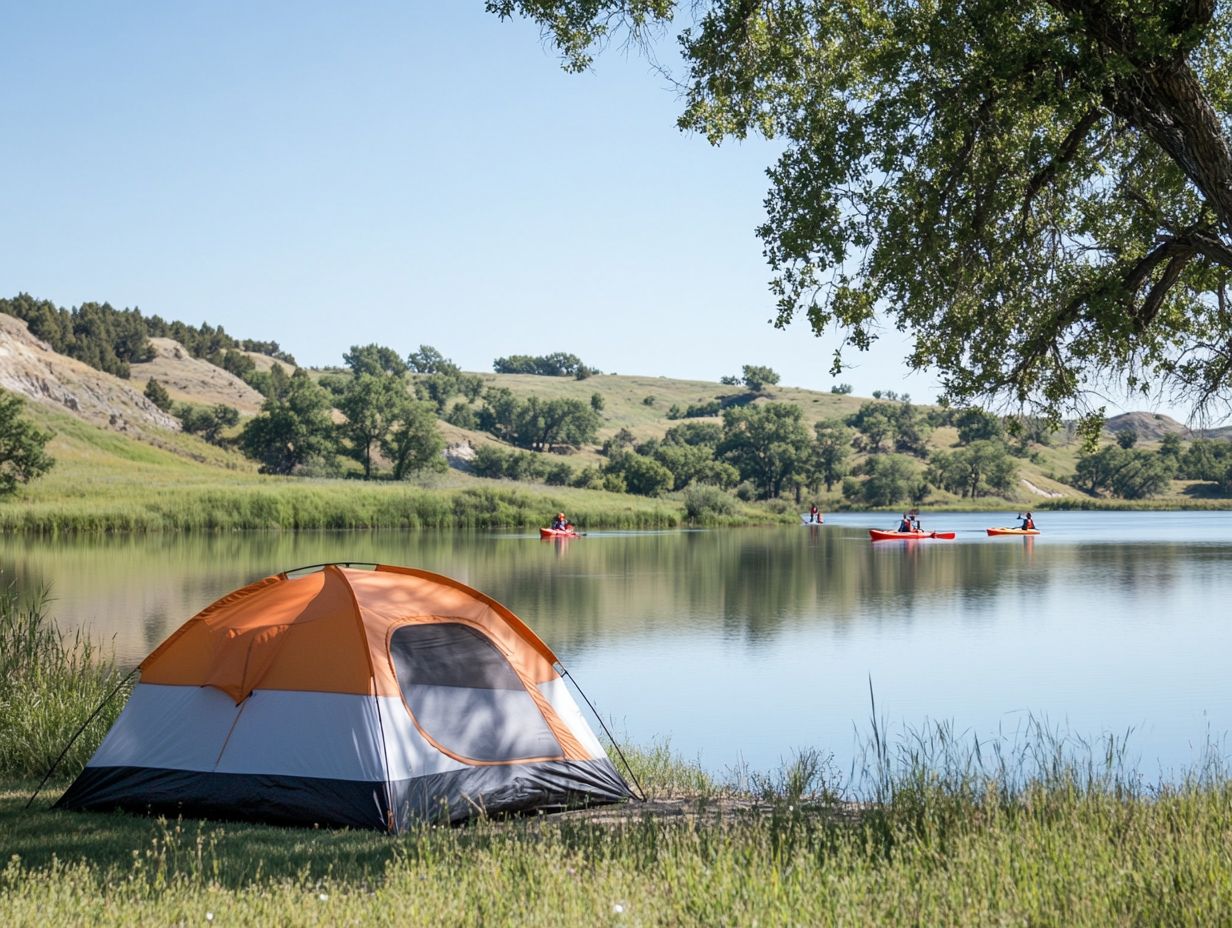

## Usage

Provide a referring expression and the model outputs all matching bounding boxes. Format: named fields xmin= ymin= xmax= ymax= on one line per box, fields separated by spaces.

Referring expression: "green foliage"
xmin=2 ymin=294 xmax=296 ymax=388
xmin=0 ymin=586 xmax=128 ymax=777
xmin=647 ymin=425 xmax=739 ymax=491
xmin=239 ymin=370 xmax=337 ymax=475
xmin=1158 ymin=432 xmax=1184 ymax=467
xmin=682 ymin=484 xmax=739 ymax=522
xmin=338 ymin=373 xmax=406 ymax=479
xmin=718 ymin=402 xmax=810 ymax=499
xmin=343 ymin=344 xmax=408 ymax=379
xmin=845 ymin=402 xmax=896 ymax=454
xmin=406 ymin=344 xmax=449 ymax=373
xmin=849 ymin=454 xmax=921 ymax=507
xmin=381 ymin=397 xmax=446 ymax=480
xmin=494 ymin=1 xmax=1232 ymax=420
xmin=492 ymin=352 xmax=598 ymax=377
xmin=891 ymin=402 xmax=931 ymax=457
xmin=830 ymin=383 xmax=853 ymax=394
xmin=928 ymin=440 xmax=1019 ymax=499
xmin=741 ymin=364 xmax=780 ymax=393
xmin=443 ymin=400 xmax=479 ymax=430
xmin=603 ymin=451 xmax=673 ymax=496
xmin=476 ymin=389 xmax=600 ymax=451
xmin=1074 ymin=445 xmax=1176 ymax=499
xmin=590 ymin=392 xmax=605 ymax=412
xmin=666 ymin=398 xmax=722 ymax=419
xmin=0 ymin=393 xmax=54 ymax=497
xmin=472 ymin=445 xmax=546 ymax=482
xmin=1177 ymin=438 xmax=1232 ymax=493
xmin=419 ymin=365 xmax=484 ymax=413
xmin=810 ymin=419 xmax=854 ymax=491
xmin=1115 ymin=429 xmax=1139 ymax=449
xmin=955 ymin=408 xmax=1005 ymax=445
xmin=719 ymin=374 xmax=741 ymax=385
xmin=175 ymin=403 xmax=240 ymax=446
xmin=1 ymin=294 xmax=152 ymax=378
xmin=142 ymin=378 xmax=172 ymax=411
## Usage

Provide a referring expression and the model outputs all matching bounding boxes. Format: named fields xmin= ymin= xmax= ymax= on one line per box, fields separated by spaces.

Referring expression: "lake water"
xmin=3 ymin=510 xmax=1230 ymax=782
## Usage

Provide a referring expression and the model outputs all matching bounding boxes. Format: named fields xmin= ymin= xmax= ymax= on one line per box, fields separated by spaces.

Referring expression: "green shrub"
xmin=682 ymin=485 xmax=737 ymax=522
xmin=0 ymin=585 xmax=130 ymax=778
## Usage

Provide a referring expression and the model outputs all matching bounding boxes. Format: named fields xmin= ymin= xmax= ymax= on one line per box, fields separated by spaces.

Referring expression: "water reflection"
xmin=1 ymin=511 xmax=1229 ymax=776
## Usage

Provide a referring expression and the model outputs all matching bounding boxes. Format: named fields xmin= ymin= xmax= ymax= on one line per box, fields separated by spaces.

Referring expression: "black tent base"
xmin=56 ymin=758 xmax=632 ymax=832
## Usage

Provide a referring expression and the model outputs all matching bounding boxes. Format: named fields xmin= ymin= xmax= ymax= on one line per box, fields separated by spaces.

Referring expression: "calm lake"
xmin=3 ymin=510 xmax=1230 ymax=781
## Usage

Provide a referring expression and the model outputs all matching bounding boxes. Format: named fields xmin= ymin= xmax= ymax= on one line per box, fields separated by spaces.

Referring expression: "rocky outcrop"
xmin=0 ymin=313 xmax=180 ymax=432
xmin=130 ymin=337 xmax=267 ymax=414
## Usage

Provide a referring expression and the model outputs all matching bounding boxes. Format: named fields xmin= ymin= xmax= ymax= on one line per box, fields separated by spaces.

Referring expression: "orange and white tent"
xmin=57 ymin=563 xmax=631 ymax=831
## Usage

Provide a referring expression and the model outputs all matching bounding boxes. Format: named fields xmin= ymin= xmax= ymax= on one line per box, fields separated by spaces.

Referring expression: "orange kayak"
xmin=869 ymin=529 xmax=956 ymax=541
xmin=987 ymin=527 xmax=1040 ymax=536
xmin=539 ymin=527 xmax=580 ymax=539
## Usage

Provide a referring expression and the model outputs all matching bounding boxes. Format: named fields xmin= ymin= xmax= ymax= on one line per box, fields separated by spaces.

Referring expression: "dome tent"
xmin=56 ymin=563 xmax=632 ymax=831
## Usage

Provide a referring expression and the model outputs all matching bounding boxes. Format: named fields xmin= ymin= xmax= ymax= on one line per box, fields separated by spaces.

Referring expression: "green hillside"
xmin=0 ymin=402 xmax=708 ymax=533
xmin=4 ymin=316 xmax=1231 ymax=534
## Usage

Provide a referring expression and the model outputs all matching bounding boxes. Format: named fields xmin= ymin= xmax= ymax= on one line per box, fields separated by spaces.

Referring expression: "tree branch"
xmin=1021 ymin=107 xmax=1102 ymax=221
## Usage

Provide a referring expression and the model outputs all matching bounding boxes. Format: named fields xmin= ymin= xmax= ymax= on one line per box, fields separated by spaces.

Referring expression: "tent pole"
xmin=25 ymin=667 xmax=139 ymax=810
xmin=559 ymin=666 xmax=647 ymax=802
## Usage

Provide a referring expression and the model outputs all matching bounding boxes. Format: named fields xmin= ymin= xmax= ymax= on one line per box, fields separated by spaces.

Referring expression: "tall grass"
xmin=3 ymin=603 xmax=1230 ymax=924
xmin=0 ymin=585 xmax=130 ymax=778
xmin=0 ymin=484 xmax=689 ymax=535
xmin=2 ymin=748 xmax=1230 ymax=926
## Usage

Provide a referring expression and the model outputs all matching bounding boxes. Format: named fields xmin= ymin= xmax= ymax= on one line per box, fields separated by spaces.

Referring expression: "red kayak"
xmin=869 ymin=529 xmax=956 ymax=541
xmin=986 ymin=527 xmax=1040 ymax=536
xmin=539 ymin=527 xmax=581 ymax=539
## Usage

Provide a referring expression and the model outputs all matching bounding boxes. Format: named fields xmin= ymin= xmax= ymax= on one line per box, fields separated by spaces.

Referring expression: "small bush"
xmin=683 ymin=485 xmax=738 ymax=523
xmin=0 ymin=585 xmax=130 ymax=778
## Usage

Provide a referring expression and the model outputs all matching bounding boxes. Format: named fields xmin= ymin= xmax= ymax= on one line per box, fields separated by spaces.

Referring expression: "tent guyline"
xmin=52 ymin=563 xmax=634 ymax=831
xmin=26 ymin=667 xmax=139 ymax=810
xmin=559 ymin=665 xmax=647 ymax=803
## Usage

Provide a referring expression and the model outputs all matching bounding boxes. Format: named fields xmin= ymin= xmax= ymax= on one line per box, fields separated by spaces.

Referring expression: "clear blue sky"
xmin=0 ymin=2 xmax=1172 ymax=415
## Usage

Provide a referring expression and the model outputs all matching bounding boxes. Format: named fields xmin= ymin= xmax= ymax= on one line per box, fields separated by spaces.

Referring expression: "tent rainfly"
xmin=56 ymin=563 xmax=632 ymax=831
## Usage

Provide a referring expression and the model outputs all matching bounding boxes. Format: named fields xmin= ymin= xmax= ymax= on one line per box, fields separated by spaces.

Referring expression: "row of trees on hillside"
xmin=1 ymin=294 xmax=295 ymax=383
xmin=1074 ymin=432 xmax=1232 ymax=499
xmin=492 ymin=353 xmax=599 ymax=378
xmin=239 ymin=347 xmax=445 ymax=479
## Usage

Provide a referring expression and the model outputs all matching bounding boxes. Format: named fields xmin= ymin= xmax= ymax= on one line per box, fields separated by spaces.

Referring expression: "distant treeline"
xmin=492 ymin=352 xmax=599 ymax=379
xmin=0 ymin=293 xmax=296 ymax=380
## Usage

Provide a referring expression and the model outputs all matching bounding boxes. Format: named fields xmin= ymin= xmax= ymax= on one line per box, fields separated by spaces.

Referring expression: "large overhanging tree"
xmin=489 ymin=0 xmax=1232 ymax=423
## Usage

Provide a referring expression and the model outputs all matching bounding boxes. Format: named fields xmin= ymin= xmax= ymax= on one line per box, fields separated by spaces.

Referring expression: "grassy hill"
xmin=4 ymin=306 xmax=1231 ymax=532
xmin=0 ymin=401 xmax=711 ymax=533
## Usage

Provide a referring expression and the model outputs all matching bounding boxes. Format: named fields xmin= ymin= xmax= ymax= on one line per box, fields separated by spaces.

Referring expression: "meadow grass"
xmin=0 ymin=585 xmax=130 ymax=779
xmin=2 ymin=599 xmax=1231 ymax=925
xmin=1 ymin=402 xmax=774 ymax=534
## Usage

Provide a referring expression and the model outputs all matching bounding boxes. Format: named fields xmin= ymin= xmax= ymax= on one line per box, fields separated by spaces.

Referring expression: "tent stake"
xmin=559 ymin=666 xmax=647 ymax=802
xmin=25 ymin=668 xmax=139 ymax=810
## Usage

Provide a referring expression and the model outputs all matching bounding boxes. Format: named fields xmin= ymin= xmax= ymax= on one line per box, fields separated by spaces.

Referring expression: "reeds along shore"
xmin=0 ymin=484 xmax=692 ymax=535
xmin=2 ymin=597 xmax=1231 ymax=926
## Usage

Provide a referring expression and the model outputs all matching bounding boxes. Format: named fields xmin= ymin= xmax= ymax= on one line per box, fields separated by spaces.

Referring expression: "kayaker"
xmin=897 ymin=513 xmax=914 ymax=533
xmin=551 ymin=512 xmax=570 ymax=531
xmin=809 ymin=503 xmax=821 ymax=523
xmin=1018 ymin=511 xmax=1035 ymax=530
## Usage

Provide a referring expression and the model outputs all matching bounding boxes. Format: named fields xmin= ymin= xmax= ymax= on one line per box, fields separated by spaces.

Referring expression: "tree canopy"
xmin=0 ymin=391 xmax=54 ymax=497
xmin=490 ymin=1 xmax=1232 ymax=421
